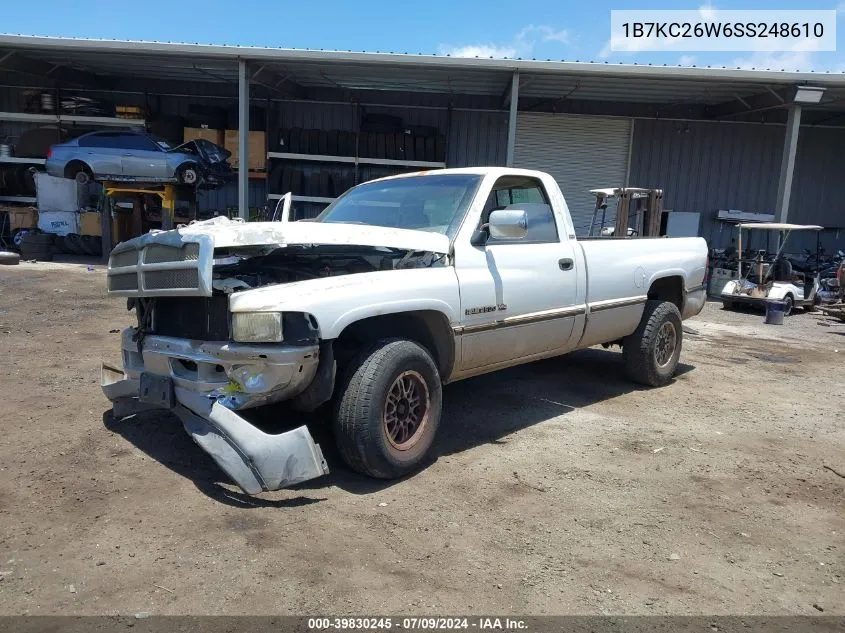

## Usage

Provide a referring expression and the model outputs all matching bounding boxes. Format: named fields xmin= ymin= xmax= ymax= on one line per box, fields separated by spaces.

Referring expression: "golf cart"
xmin=720 ymin=223 xmax=824 ymax=316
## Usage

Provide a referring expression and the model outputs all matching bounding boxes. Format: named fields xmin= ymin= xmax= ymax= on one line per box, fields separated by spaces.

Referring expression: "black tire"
xmin=326 ymin=130 xmax=339 ymax=156
xmin=0 ymin=250 xmax=20 ymax=265
xmin=425 ymin=137 xmax=436 ymax=162
xmin=64 ymin=233 xmax=85 ymax=255
xmin=722 ymin=300 xmax=735 ymax=310
xmin=80 ymin=235 xmax=100 ymax=256
xmin=316 ymin=130 xmax=328 ymax=155
xmin=805 ymin=295 xmax=822 ymax=312
xmin=782 ymin=294 xmax=794 ymax=316
xmin=21 ymin=245 xmax=53 ymax=261
xmin=22 ymin=232 xmax=54 ymax=246
xmin=12 ymin=229 xmax=29 ymax=250
xmin=177 ymin=163 xmax=200 ymax=186
xmin=307 ymin=129 xmax=320 ymax=155
xmin=288 ymin=128 xmax=303 ymax=154
xmin=623 ymin=300 xmax=683 ymax=387
xmin=334 ymin=338 xmax=442 ymax=479
xmin=435 ymin=135 xmax=446 ymax=162
xmin=65 ymin=161 xmax=92 ymax=185
xmin=306 ymin=171 xmax=320 ymax=197
xmin=268 ymin=164 xmax=284 ymax=193
xmin=318 ymin=171 xmax=331 ymax=197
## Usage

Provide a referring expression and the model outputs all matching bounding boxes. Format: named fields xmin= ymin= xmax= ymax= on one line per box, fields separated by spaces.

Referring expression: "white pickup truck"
xmin=101 ymin=167 xmax=707 ymax=494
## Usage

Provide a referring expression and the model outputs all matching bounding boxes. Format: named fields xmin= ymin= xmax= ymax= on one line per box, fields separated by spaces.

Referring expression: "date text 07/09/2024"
xmin=307 ymin=617 xmax=528 ymax=631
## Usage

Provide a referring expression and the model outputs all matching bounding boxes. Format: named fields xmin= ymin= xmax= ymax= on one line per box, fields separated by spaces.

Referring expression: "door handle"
xmin=559 ymin=258 xmax=574 ymax=271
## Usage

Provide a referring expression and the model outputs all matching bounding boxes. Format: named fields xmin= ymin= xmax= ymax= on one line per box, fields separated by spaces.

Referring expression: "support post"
xmin=775 ymin=103 xmax=801 ymax=226
xmin=238 ymin=59 xmax=250 ymax=221
xmin=505 ymin=70 xmax=520 ymax=167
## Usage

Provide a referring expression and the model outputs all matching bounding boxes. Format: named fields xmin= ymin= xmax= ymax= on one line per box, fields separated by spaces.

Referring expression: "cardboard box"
xmin=80 ymin=211 xmax=102 ymax=236
xmin=183 ymin=127 xmax=225 ymax=146
xmin=224 ymin=130 xmax=266 ymax=171
xmin=4 ymin=207 xmax=38 ymax=231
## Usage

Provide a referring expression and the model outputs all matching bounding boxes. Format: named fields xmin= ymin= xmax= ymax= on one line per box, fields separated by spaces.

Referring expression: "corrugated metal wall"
xmin=448 ymin=110 xmax=508 ymax=167
xmin=791 ymin=126 xmax=845 ymax=229
xmin=629 ymin=118 xmax=845 ymax=252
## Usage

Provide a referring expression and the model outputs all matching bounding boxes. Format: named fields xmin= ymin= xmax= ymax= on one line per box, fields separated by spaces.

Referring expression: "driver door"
xmin=453 ymin=176 xmax=579 ymax=371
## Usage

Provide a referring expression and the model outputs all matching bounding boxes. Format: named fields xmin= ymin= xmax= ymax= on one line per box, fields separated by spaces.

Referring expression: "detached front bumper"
xmin=101 ymin=328 xmax=329 ymax=494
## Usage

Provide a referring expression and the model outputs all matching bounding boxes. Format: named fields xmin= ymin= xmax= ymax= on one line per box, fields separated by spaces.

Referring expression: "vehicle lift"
xmin=99 ymin=182 xmax=197 ymax=262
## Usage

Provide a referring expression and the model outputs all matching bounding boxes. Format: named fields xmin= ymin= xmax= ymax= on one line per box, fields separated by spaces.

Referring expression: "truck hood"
xmin=119 ymin=216 xmax=450 ymax=254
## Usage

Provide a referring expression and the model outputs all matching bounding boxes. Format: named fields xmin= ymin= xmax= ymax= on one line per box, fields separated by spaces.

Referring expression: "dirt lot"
xmin=0 ymin=260 xmax=843 ymax=616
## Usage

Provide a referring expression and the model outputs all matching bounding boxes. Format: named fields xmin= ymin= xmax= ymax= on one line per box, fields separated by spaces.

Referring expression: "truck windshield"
xmin=315 ymin=174 xmax=482 ymax=237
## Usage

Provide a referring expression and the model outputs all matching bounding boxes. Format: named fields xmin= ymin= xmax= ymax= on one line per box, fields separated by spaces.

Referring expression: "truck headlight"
xmin=231 ymin=312 xmax=283 ymax=343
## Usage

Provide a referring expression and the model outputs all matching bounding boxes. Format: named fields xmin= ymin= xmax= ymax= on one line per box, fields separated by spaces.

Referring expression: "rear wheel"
xmin=333 ymin=338 xmax=442 ymax=479
xmin=65 ymin=162 xmax=92 ymax=185
xmin=623 ymin=300 xmax=683 ymax=387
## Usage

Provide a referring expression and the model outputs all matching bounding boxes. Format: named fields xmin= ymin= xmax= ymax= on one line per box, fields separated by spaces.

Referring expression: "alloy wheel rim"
xmin=654 ymin=321 xmax=677 ymax=368
xmin=383 ymin=370 xmax=430 ymax=451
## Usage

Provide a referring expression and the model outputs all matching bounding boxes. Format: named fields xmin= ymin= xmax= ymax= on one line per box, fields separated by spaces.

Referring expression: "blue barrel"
xmin=764 ymin=300 xmax=786 ymax=325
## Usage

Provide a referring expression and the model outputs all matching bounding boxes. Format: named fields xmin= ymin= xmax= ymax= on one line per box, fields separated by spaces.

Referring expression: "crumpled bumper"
xmin=101 ymin=329 xmax=329 ymax=494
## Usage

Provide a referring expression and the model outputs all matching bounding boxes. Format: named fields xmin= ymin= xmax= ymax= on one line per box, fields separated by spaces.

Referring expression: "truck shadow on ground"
xmin=104 ymin=346 xmax=693 ymax=504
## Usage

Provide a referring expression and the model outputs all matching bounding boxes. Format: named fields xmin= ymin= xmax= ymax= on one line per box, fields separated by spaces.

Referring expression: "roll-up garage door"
xmin=514 ymin=114 xmax=632 ymax=235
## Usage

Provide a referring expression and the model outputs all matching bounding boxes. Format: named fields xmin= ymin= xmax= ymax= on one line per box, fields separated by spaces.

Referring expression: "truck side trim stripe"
xmin=587 ymin=295 xmax=649 ymax=313
xmin=685 ymin=284 xmax=705 ymax=294
xmin=453 ymin=304 xmax=586 ymax=335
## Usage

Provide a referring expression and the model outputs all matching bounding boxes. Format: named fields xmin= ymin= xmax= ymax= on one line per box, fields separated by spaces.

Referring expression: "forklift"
xmin=587 ymin=187 xmax=664 ymax=237
xmin=99 ymin=183 xmax=198 ymax=262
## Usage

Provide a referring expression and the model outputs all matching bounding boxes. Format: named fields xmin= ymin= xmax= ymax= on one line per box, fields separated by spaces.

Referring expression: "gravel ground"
xmin=0 ymin=260 xmax=842 ymax=616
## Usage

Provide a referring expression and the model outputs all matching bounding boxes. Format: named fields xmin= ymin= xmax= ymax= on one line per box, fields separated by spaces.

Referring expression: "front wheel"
xmin=623 ymin=300 xmax=683 ymax=387
xmin=782 ymin=295 xmax=794 ymax=316
xmin=333 ymin=338 xmax=442 ymax=479
xmin=177 ymin=163 xmax=200 ymax=186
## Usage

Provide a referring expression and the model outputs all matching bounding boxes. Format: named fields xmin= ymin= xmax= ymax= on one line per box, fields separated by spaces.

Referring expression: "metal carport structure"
xmin=1 ymin=33 xmax=844 ymax=238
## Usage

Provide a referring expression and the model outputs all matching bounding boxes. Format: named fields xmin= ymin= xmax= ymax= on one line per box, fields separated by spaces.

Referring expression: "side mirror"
xmin=489 ymin=209 xmax=528 ymax=240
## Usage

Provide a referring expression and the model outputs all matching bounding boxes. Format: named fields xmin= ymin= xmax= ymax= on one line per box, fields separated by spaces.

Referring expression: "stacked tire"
xmin=20 ymin=231 xmax=55 ymax=262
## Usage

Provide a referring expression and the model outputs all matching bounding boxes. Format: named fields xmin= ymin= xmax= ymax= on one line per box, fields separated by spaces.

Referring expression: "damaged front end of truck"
xmin=100 ymin=216 xmax=449 ymax=494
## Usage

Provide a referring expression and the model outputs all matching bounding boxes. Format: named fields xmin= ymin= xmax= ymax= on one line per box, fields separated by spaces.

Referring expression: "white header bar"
xmin=610 ymin=10 xmax=836 ymax=52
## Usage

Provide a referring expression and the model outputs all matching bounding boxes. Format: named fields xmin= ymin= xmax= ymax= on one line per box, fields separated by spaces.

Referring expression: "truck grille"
xmin=152 ymin=296 xmax=230 ymax=341
xmin=106 ymin=236 xmax=212 ymax=297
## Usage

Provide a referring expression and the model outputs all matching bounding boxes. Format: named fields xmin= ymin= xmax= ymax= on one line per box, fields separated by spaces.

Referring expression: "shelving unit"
xmin=0 ymin=157 xmax=46 ymax=165
xmin=0 ymin=111 xmax=145 ymax=127
xmin=267 ymin=151 xmax=445 ymax=169
xmin=264 ymin=119 xmax=448 ymax=220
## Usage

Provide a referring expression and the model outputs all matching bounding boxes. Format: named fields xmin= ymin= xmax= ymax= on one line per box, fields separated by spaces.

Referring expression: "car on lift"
xmin=45 ymin=131 xmax=232 ymax=187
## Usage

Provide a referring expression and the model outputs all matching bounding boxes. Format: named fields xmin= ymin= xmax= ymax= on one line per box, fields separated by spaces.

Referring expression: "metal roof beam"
xmin=704 ymin=87 xmax=791 ymax=119
xmin=0 ymin=51 xmax=112 ymax=89
xmin=248 ymin=64 xmax=306 ymax=98
xmin=520 ymin=95 xmax=707 ymax=119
